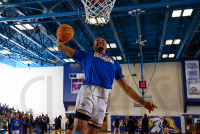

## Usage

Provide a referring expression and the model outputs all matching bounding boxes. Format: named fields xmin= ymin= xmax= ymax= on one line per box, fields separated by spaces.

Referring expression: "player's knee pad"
xmin=74 ymin=132 xmax=82 ymax=134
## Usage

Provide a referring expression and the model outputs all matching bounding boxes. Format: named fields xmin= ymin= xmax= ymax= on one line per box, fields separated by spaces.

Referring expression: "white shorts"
xmin=75 ymin=85 xmax=111 ymax=129
xmin=13 ymin=130 xmax=20 ymax=134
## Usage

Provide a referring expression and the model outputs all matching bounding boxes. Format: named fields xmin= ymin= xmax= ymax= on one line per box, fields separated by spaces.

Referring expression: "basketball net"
xmin=81 ymin=0 xmax=116 ymax=26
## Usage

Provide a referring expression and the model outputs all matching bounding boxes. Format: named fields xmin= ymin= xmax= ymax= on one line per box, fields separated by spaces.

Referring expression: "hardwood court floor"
xmin=49 ymin=131 xmax=127 ymax=134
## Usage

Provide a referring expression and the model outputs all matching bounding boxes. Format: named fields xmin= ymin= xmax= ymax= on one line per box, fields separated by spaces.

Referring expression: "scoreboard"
xmin=69 ymin=73 xmax=85 ymax=94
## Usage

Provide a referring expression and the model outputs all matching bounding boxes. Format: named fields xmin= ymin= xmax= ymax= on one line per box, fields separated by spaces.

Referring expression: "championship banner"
xmin=185 ymin=60 xmax=200 ymax=98
xmin=111 ymin=115 xmax=181 ymax=133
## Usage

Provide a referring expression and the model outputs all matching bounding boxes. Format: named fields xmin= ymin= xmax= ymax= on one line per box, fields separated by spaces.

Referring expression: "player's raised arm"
xmin=57 ymin=42 xmax=75 ymax=57
xmin=116 ymin=77 xmax=157 ymax=113
xmin=56 ymin=24 xmax=75 ymax=57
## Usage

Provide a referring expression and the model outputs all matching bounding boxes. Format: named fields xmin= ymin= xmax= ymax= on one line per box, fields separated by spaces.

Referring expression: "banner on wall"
xmin=111 ymin=116 xmax=181 ymax=133
xmin=185 ymin=60 xmax=200 ymax=98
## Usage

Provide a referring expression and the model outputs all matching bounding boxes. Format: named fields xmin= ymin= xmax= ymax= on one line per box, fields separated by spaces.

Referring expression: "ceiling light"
xmin=89 ymin=18 xmax=97 ymax=24
xmin=112 ymin=56 xmax=116 ymax=60
xmin=169 ymin=54 xmax=175 ymax=58
xmin=23 ymin=24 xmax=34 ymax=30
xmin=21 ymin=61 xmax=32 ymax=64
xmin=69 ymin=58 xmax=75 ymax=62
xmin=173 ymin=39 xmax=181 ymax=44
xmin=162 ymin=54 xmax=168 ymax=58
xmin=0 ymin=2 xmax=2 ymax=5
xmin=110 ymin=43 xmax=117 ymax=48
xmin=63 ymin=59 xmax=70 ymax=62
xmin=53 ymin=46 xmax=59 ymax=51
xmin=116 ymin=56 xmax=122 ymax=60
xmin=0 ymin=50 xmax=11 ymax=54
xmin=107 ymin=44 xmax=110 ymax=48
xmin=165 ymin=40 xmax=173 ymax=45
xmin=182 ymin=9 xmax=193 ymax=16
xmin=172 ymin=10 xmax=182 ymax=17
xmin=15 ymin=25 xmax=26 ymax=30
xmin=47 ymin=47 xmax=55 ymax=51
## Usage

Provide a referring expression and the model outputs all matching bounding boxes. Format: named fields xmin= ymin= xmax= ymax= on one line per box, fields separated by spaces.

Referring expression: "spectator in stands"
xmin=30 ymin=114 xmax=34 ymax=133
xmin=8 ymin=114 xmax=14 ymax=134
xmin=11 ymin=112 xmax=23 ymax=134
xmin=141 ymin=114 xmax=149 ymax=134
xmin=23 ymin=114 xmax=28 ymax=134
xmin=37 ymin=115 xmax=42 ymax=133
xmin=2 ymin=117 xmax=8 ymax=130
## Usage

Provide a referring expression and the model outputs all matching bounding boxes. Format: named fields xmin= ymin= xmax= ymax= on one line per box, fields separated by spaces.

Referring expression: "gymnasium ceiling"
xmin=0 ymin=0 xmax=199 ymax=67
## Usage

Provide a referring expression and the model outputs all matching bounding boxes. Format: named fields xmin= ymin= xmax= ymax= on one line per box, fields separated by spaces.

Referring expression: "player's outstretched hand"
xmin=143 ymin=101 xmax=157 ymax=113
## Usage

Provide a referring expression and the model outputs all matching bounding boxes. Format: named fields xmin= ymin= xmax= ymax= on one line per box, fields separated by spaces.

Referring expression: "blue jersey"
xmin=11 ymin=118 xmax=23 ymax=132
xmin=72 ymin=50 xmax=124 ymax=89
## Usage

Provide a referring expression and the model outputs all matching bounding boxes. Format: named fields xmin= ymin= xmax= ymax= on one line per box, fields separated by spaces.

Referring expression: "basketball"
xmin=57 ymin=24 xmax=74 ymax=43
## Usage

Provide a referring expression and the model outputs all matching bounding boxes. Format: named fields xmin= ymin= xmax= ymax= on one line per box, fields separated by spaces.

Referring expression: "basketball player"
xmin=57 ymin=37 xmax=157 ymax=134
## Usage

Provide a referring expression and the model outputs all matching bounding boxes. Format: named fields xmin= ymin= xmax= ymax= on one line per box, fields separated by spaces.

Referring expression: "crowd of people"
xmin=114 ymin=115 xmax=140 ymax=134
xmin=0 ymin=103 xmax=64 ymax=134
xmin=114 ymin=114 xmax=151 ymax=134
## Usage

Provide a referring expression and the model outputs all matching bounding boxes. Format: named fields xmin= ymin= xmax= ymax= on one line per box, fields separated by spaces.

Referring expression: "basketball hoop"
xmin=81 ymin=0 xmax=116 ymax=26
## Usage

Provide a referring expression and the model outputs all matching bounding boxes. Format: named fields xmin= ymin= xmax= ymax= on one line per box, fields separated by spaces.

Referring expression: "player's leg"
xmin=114 ymin=127 xmax=117 ymax=133
xmin=72 ymin=118 xmax=88 ymax=134
xmin=73 ymin=89 xmax=94 ymax=134
xmin=86 ymin=97 xmax=107 ymax=134
xmin=118 ymin=127 xmax=120 ymax=134
xmin=85 ymin=124 xmax=100 ymax=134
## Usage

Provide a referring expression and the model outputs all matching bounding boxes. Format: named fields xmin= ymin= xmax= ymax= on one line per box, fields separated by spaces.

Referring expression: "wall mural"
xmin=111 ymin=115 xmax=181 ymax=133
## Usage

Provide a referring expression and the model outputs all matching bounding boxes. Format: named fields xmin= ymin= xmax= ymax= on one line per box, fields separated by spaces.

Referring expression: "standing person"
xmin=11 ymin=112 xmax=23 ymax=134
xmin=66 ymin=116 xmax=69 ymax=131
xmin=55 ymin=115 xmax=62 ymax=134
xmin=8 ymin=114 xmax=14 ymax=134
xmin=45 ymin=114 xmax=50 ymax=133
xmin=127 ymin=116 xmax=135 ymax=134
xmin=29 ymin=114 xmax=34 ymax=133
xmin=134 ymin=116 xmax=138 ymax=133
xmin=123 ymin=116 xmax=129 ymax=134
xmin=40 ymin=115 xmax=45 ymax=134
xmin=114 ymin=116 xmax=120 ymax=134
xmin=54 ymin=117 xmax=58 ymax=126
xmin=163 ymin=117 xmax=169 ymax=134
xmin=57 ymin=37 xmax=157 ymax=134
xmin=37 ymin=115 xmax=42 ymax=134
xmin=141 ymin=114 xmax=149 ymax=134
